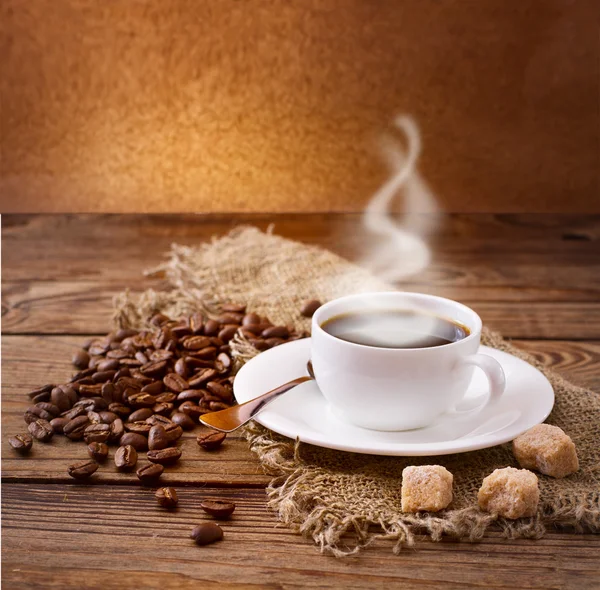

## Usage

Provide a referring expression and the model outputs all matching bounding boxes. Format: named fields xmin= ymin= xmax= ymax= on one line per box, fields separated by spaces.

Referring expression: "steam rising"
xmin=359 ymin=116 xmax=440 ymax=282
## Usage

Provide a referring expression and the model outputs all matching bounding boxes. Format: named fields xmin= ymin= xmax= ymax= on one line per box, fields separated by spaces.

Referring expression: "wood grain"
xmin=3 ymin=335 xmax=599 ymax=485
xmin=3 ymin=214 xmax=599 ymax=338
xmin=2 ymin=213 xmax=599 ymax=589
xmin=3 ymin=485 xmax=600 ymax=590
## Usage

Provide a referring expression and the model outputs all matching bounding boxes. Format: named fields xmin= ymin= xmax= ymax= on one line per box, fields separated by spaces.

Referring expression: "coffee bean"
xmin=188 ymin=312 xmax=203 ymax=334
xmin=78 ymin=383 xmax=104 ymax=397
xmin=218 ymin=325 xmax=238 ymax=343
xmin=119 ymin=358 xmax=142 ymax=368
xmin=89 ymin=341 xmax=110 ymax=356
xmin=185 ymin=357 xmax=215 ymax=370
xmin=174 ymin=358 xmax=188 ymax=379
xmin=177 ymin=389 xmax=204 ymax=402
xmin=163 ymin=373 xmax=189 ymax=393
xmin=119 ymin=432 xmax=148 ymax=451
xmin=87 ymin=411 xmax=102 ymax=424
xmin=145 ymin=414 xmax=173 ymax=427
xmin=74 ymin=397 xmax=107 ymax=411
xmin=131 ymin=373 xmax=153 ymax=386
xmin=136 ymin=463 xmax=164 ymax=482
xmin=222 ymin=303 xmax=246 ymax=313
xmin=147 ymin=447 xmax=182 ymax=465
xmin=108 ymin=402 xmax=131 ymax=418
xmin=98 ymin=411 xmax=119 ymax=424
xmin=128 ymin=408 xmax=153 ymax=422
xmin=154 ymin=392 xmax=176 ymax=403
xmin=127 ymin=392 xmax=157 ymax=408
xmin=206 ymin=382 xmax=233 ymax=404
xmin=34 ymin=402 xmax=60 ymax=417
xmin=179 ymin=401 xmax=204 ymax=420
xmin=101 ymin=382 xmax=119 ymax=403
xmin=171 ymin=412 xmax=195 ymax=430
xmin=190 ymin=346 xmax=216 ymax=360
xmin=216 ymin=352 xmax=231 ymax=371
xmin=49 ymin=417 xmax=70 ymax=434
xmin=32 ymin=391 xmax=51 ymax=403
xmin=61 ymin=405 xmax=87 ymax=421
xmin=84 ymin=423 xmax=110 ymax=444
xmin=114 ymin=444 xmax=138 ymax=470
xmin=135 ymin=351 xmax=149 ymax=365
xmin=261 ymin=325 xmax=289 ymax=339
xmin=203 ymin=319 xmax=220 ymax=336
xmin=64 ymin=415 xmax=90 ymax=440
xmin=51 ymin=387 xmax=73 ymax=412
xmin=88 ymin=442 xmax=109 ymax=462
xmin=70 ymin=368 xmax=96 ymax=382
xmin=200 ymin=499 xmax=236 ymax=519
xmin=218 ymin=313 xmax=243 ymax=325
xmin=197 ymin=431 xmax=226 ymax=450
xmin=150 ymin=313 xmax=170 ymax=327
xmin=149 ymin=349 xmax=174 ymax=363
xmin=190 ymin=523 xmax=223 ymax=546
xmin=109 ymin=418 xmax=125 ymax=442
xmin=153 ymin=402 xmax=174 ymax=416
xmin=68 ymin=459 xmax=98 ymax=479
xmin=140 ymin=360 xmax=168 ymax=378
xmin=148 ymin=425 xmax=169 ymax=451
xmin=27 ymin=384 xmax=55 ymax=400
xmin=172 ymin=322 xmax=192 ymax=339
xmin=124 ymin=421 xmax=152 ymax=435
xmin=114 ymin=368 xmax=131 ymax=380
xmin=107 ymin=349 xmax=130 ymax=360
xmin=153 ymin=326 xmax=174 ymax=350
xmin=28 ymin=419 xmax=54 ymax=442
xmin=155 ymin=487 xmax=178 ymax=508
xmin=182 ymin=335 xmax=211 ymax=351
xmin=209 ymin=401 xmax=229 ymax=411
xmin=92 ymin=370 xmax=117 ymax=383
xmin=141 ymin=381 xmax=164 ymax=396
xmin=163 ymin=423 xmax=183 ymax=443
xmin=300 ymin=299 xmax=322 ymax=317
xmin=24 ymin=405 xmax=53 ymax=424
xmin=8 ymin=433 xmax=33 ymax=453
xmin=188 ymin=368 xmax=218 ymax=387
xmin=249 ymin=338 xmax=269 ymax=351
xmin=72 ymin=349 xmax=91 ymax=369
xmin=97 ymin=358 xmax=120 ymax=372
xmin=73 ymin=377 xmax=95 ymax=389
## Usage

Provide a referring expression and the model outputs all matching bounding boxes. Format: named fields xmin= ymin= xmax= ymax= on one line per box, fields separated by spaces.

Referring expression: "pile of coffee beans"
xmin=9 ymin=299 xmax=322 ymax=546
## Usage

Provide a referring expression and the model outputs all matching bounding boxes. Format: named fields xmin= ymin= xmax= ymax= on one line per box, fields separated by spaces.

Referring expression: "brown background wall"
xmin=0 ymin=0 xmax=597 ymax=213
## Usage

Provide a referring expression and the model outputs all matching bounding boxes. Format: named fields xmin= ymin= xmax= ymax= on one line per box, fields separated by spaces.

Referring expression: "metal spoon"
xmin=199 ymin=361 xmax=315 ymax=433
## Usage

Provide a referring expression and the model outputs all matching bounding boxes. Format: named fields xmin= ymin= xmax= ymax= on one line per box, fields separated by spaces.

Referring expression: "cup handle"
xmin=451 ymin=353 xmax=506 ymax=414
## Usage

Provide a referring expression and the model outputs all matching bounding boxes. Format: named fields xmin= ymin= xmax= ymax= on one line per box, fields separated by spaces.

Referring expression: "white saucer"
xmin=234 ymin=339 xmax=554 ymax=456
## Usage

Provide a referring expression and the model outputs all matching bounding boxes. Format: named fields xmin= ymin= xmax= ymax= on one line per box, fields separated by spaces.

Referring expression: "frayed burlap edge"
xmin=112 ymin=225 xmax=600 ymax=556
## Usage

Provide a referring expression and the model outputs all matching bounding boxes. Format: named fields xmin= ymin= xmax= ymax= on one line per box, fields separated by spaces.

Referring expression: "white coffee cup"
xmin=311 ymin=292 xmax=506 ymax=431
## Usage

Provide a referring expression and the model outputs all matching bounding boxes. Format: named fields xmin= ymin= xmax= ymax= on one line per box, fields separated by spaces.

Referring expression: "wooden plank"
xmin=3 ymin=214 xmax=599 ymax=288
xmin=3 ymin=280 xmax=600 ymax=338
xmin=3 ymin=335 xmax=598 ymax=484
xmin=1 ymin=335 xmax=269 ymax=486
xmin=2 ymin=484 xmax=599 ymax=590
xmin=516 ymin=340 xmax=600 ymax=392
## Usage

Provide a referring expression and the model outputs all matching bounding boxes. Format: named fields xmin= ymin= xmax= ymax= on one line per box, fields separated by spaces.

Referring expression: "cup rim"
xmin=312 ymin=291 xmax=482 ymax=352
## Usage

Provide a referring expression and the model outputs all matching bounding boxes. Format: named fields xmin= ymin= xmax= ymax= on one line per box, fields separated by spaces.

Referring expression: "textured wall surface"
xmin=0 ymin=0 xmax=597 ymax=213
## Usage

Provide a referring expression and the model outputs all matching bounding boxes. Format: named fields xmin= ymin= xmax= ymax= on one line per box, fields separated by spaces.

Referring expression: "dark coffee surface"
xmin=321 ymin=309 xmax=470 ymax=349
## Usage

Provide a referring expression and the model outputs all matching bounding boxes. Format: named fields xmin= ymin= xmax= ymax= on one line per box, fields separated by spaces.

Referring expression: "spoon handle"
xmin=199 ymin=376 xmax=313 ymax=433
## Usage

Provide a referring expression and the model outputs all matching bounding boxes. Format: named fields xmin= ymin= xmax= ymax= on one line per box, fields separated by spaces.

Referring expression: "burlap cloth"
xmin=114 ymin=227 xmax=600 ymax=555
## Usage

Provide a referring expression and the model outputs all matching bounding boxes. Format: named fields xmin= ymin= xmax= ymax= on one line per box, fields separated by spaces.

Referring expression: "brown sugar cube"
xmin=478 ymin=467 xmax=539 ymax=519
xmin=512 ymin=424 xmax=579 ymax=478
xmin=401 ymin=465 xmax=453 ymax=513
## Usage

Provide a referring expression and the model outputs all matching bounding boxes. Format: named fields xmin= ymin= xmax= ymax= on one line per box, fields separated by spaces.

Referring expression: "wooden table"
xmin=2 ymin=214 xmax=599 ymax=589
